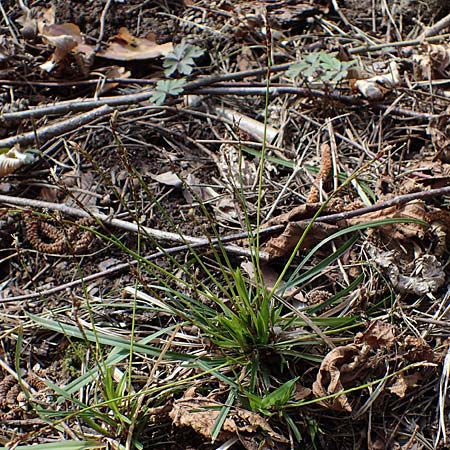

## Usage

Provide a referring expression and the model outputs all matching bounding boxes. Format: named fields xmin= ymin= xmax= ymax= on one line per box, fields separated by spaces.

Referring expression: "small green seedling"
xmin=151 ymin=78 xmax=187 ymax=105
xmin=163 ymin=41 xmax=204 ymax=77
xmin=287 ymin=51 xmax=355 ymax=84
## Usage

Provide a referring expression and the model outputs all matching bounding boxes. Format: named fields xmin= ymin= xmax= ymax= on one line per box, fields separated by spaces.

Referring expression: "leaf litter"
xmin=1 ymin=0 xmax=450 ymax=448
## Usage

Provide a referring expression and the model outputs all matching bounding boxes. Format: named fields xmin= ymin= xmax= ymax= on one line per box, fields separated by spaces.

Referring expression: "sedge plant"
xmin=11 ymin=44 xmax=427 ymax=450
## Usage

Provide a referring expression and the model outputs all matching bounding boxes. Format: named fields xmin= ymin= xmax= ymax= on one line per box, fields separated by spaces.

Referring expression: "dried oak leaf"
xmin=312 ymin=343 xmax=371 ymax=412
xmin=97 ymin=28 xmax=173 ymax=61
xmin=169 ymin=387 xmax=287 ymax=443
xmin=264 ymin=220 xmax=338 ymax=259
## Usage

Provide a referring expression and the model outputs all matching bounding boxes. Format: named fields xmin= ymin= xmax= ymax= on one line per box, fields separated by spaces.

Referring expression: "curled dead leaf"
xmin=312 ymin=343 xmax=370 ymax=412
xmin=39 ymin=23 xmax=94 ymax=73
xmin=352 ymin=61 xmax=400 ymax=100
xmin=97 ymin=27 xmax=173 ymax=61
xmin=16 ymin=5 xmax=55 ymax=41
xmin=375 ymin=252 xmax=445 ymax=295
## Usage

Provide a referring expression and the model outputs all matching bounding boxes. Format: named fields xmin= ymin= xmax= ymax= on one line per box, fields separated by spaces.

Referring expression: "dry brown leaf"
xmin=97 ymin=27 xmax=173 ymax=61
xmin=294 ymin=384 xmax=312 ymax=401
xmin=388 ymin=373 xmax=421 ymax=398
xmin=263 ymin=220 xmax=338 ymax=259
xmin=356 ymin=321 xmax=396 ymax=349
xmin=39 ymin=23 xmax=94 ymax=73
xmin=347 ymin=201 xmax=428 ymax=241
xmin=412 ymin=43 xmax=450 ymax=80
xmin=16 ymin=5 xmax=55 ymax=41
xmin=169 ymin=388 xmax=288 ymax=443
xmin=401 ymin=336 xmax=435 ymax=363
xmin=91 ymin=66 xmax=131 ymax=94
xmin=260 ymin=201 xmax=344 ymax=259
xmin=312 ymin=343 xmax=370 ymax=412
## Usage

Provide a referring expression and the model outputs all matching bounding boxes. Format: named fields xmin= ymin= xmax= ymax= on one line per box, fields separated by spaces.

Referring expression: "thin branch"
xmin=95 ymin=0 xmax=113 ymax=50
xmin=0 ymin=105 xmax=113 ymax=148
xmin=0 ymin=229 xmax=258 ymax=304
xmin=0 ymin=91 xmax=154 ymax=121
xmin=420 ymin=12 xmax=450 ymax=39
xmin=2 ymin=186 xmax=449 ymax=304
xmin=0 ymin=194 xmax=264 ymax=260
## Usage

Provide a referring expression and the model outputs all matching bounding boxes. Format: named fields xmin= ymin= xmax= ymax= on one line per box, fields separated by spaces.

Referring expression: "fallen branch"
xmin=2 ymin=186 xmax=449 ymax=304
xmin=0 ymin=228 xmax=264 ymax=304
xmin=0 ymin=194 xmax=264 ymax=260
xmin=0 ymin=92 xmax=154 ymax=121
xmin=0 ymin=105 xmax=113 ymax=148
xmin=420 ymin=12 xmax=450 ymax=39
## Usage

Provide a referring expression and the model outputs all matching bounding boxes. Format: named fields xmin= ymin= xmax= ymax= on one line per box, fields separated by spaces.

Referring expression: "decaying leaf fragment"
xmin=169 ymin=387 xmax=288 ymax=443
xmin=314 ymin=321 xmax=397 ymax=412
xmin=352 ymin=61 xmax=400 ymax=100
xmin=412 ymin=43 xmax=450 ymax=80
xmin=97 ymin=28 xmax=173 ymax=61
xmin=374 ymin=251 xmax=445 ymax=295
xmin=355 ymin=320 xmax=396 ymax=349
xmin=16 ymin=5 xmax=55 ymax=41
xmin=388 ymin=373 xmax=421 ymax=398
xmin=151 ymin=171 xmax=218 ymax=205
xmin=263 ymin=220 xmax=338 ymax=259
xmin=91 ymin=66 xmax=131 ymax=95
xmin=348 ymin=200 xmax=428 ymax=240
xmin=400 ymin=336 xmax=436 ymax=363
